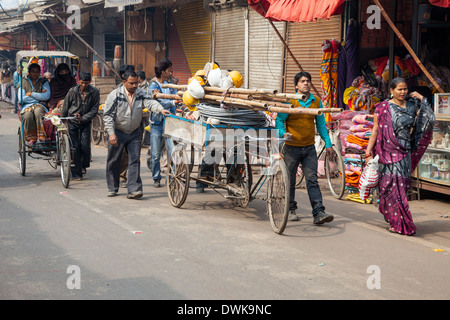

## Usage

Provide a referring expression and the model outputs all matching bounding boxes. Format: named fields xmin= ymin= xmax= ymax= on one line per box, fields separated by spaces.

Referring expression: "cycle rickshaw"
xmin=163 ymin=114 xmax=290 ymax=235
xmin=16 ymin=50 xmax=79 ymax=188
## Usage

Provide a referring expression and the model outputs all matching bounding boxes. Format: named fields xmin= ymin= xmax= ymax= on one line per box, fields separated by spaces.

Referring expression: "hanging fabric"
xmin=320 ymin=39 xmax=339 ymax=122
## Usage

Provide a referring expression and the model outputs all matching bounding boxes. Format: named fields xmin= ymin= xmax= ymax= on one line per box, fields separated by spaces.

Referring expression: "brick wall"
xmin=360 ymin=0 xmax=413 ymax=48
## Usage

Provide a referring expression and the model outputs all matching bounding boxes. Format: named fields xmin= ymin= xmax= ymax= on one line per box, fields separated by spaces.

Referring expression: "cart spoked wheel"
xmin=267 ymin=158 xmax=290 ymax=235
xmin=59 ymin=133 xmax=72 ymax=188
xmin=228 ymin=157 xmax=252 ymax=207
xmin=167 ymin=144 xmax=190 ymax=208
xmin=91 ymin=114 xmax=103 ymax=145
xmin=18 ymin=128 xmax=26 ymax=176
xmin=325 ymin=145 xmax=345 ymax=199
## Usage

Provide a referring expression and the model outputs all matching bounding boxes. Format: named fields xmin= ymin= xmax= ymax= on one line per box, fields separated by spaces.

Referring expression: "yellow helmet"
xmin=194 ymin=69 xmax=206 ymax=78
xmin=227 ymin=70 xmax=243 ymax=88
xmin=182 ymin=91 xmax=199 ymax=109
xmin=188 ymin=75 xmax=205 ymax=86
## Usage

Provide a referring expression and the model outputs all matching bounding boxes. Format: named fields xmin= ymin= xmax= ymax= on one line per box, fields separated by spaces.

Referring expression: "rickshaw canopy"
xmin=16 ymin=50 xmax=79 ymax=66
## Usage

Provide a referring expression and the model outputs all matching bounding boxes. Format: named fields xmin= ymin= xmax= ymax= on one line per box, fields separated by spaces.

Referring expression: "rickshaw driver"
xmin=18 ymin=63 xmax=51 ymax=146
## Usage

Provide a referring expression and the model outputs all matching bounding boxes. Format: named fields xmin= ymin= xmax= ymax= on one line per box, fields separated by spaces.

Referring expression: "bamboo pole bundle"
xmin=158 ymin=84 xmax=343 ymax=115
xmin=156 ymin=91 xmax=323 ymax=115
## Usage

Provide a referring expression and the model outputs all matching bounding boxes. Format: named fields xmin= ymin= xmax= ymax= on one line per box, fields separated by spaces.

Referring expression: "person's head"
xmin=79 ymin=72 xmax=92 ymax=91
xmin=119 ymin=64 xmax=135 ymax=80
xmin=155 ymin=59 xmax=173 ymax=81
xmin=294 ymin=71 xmax=312 ymax=95
xmin=55 ymin=63 xmax=71 ymax=77
xmin=122 ymin=69 xmax=139 ymax=94
xmin=28 ymin=63 xmax=41 ymax=81
xmin=43 ymin=72 xmax=52 ymax=80
xmin=137 ymin=71 xmax=146 ymax=83
xmin=389 ymin=77 xmax=408 ymax=101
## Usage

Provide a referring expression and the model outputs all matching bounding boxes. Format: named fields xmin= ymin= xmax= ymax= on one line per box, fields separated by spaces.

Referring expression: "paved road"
xmin=1 ymin=104 xmax=449 ymax=301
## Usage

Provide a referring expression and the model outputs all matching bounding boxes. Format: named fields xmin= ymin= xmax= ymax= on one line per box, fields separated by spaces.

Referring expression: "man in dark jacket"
xmin=62 ymin=72 xmax=100 ymax=180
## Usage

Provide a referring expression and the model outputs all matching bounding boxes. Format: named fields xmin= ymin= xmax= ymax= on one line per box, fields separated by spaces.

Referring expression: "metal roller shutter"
xmin=171 ymin=1 xmax=211 ymax=84
xmin=248 ymin=9 xmax=285 ymax=91
xmin=214 ymin=6 xmax=246 ymax=76
xmin=284 ymin=15 xmax=342 ymax=95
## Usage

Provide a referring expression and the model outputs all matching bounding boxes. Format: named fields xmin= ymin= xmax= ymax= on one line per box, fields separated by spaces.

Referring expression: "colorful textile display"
xmin=368 ymin=55 xmax=421 ymax=82
xmin=343 ymin=75 xmax=385 ymax=112
xmin=320 ymin=39 xmax=340 ymax=122
xmin=338 ymin=19 xmax=359 ymax=110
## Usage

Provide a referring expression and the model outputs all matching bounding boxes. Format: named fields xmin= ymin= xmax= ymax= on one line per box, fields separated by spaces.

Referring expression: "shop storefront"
xmin=342 ymin=0 xmax=450 ymax=197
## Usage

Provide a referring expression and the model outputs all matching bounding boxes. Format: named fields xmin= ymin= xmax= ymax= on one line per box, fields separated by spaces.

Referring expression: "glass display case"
xmin=416 ymin=115 xmax=450 ymax=190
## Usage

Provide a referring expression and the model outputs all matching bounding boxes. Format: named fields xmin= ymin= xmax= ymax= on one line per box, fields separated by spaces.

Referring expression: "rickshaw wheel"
xmin=91 ymin=114 xmax=103 ymax=145
xmin=267 ymin=159 xmax=290 ymax=235
xmin=167 ymin=144 xmax=190 ymax=208
xmin=59 ymin=133 xmax=72 ymax=188
xmin=18 ymin=127 xmax=26 ymax=176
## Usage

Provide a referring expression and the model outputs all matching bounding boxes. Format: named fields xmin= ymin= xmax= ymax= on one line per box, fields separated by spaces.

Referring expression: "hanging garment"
xmin=320 ymin=39 xmax=339 ymax=122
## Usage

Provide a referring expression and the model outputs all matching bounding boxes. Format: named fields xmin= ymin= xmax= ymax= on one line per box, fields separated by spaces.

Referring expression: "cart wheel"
xmin=167 ymin=144 xmax=190 ymax=208
xmin=295 ymin=164 xmax=304 ymax=188
xmin=18 ymin=127 xmax=26 ymax=176
xmin=59 ymin=133 xmax=72 ymax=188
xmin=325 ymin=145 xmax=345 ymax=199
xmin=228 ymin=156 xmax=252 ymax=207
xmin=267 ymin=159 xmax=290 ymax=235
xmin=91 ymin=114 xmax=102 ymax=145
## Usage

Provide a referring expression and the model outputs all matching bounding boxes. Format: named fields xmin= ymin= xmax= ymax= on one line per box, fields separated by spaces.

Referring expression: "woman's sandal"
xmin=386 ymin=226 xmax=398 ymax=234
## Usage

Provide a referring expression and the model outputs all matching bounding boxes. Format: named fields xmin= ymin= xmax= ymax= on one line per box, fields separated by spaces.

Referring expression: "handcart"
xmin=16 ymin=50 xmax=79 ymax=188
xmin=163 ymin=114 xmax=290 ymax=235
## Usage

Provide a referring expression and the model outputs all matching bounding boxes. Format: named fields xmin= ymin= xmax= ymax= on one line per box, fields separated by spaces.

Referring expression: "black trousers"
xmin=106 ymin=128 xmax=142 ymax=194
xmin=68 ymin=122 xmax=91 ymax=179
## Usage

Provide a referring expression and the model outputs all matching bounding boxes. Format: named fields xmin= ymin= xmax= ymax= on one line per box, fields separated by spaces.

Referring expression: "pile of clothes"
xmin=343 ymin=75 xmax=385 ymax=113
xmin=368 ymin=55 xmax=421 ymax=81
xmin=331 ymin=110 xmax=375 ymax=203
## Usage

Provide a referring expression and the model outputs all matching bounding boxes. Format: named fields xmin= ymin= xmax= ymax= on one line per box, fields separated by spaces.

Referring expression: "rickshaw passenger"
xmin=18 ymin=63 xmax=51 ymax=146
xmin=48 ymin=63 xmax=76 ymax=111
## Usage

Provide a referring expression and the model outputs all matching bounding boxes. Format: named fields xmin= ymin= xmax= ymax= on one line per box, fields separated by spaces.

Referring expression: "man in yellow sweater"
xmin=276 ymin=71 xmax=334 ymax=224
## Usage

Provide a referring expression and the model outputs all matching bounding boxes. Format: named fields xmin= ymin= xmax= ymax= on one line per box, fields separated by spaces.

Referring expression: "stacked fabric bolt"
xmin=343 ymin=114 xmax=374 ymax=201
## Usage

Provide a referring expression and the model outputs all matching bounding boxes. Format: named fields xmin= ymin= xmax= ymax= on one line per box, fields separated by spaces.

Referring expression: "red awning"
xmin=429 ymin=0 xmax=450 ymax=7
xmin=248 ymin=0 xmax=346 ymax=23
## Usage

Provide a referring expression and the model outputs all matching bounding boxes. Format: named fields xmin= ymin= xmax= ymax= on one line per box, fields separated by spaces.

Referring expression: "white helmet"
xmin=219 ymin=74 xmax=234 ymax=89
xmin=187 ymin=78 xmax=205 ymax=99
xmin=207 ymin=68 xmax=222 ymax=87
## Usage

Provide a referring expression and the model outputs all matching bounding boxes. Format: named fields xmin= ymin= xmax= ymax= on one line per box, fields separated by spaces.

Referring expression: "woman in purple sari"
xmin=365 ymin=78 xmax=435 ymax=235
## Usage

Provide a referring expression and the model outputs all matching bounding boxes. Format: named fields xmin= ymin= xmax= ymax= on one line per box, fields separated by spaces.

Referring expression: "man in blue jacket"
xmin=148 ymin=59 xmax=176 ymax=188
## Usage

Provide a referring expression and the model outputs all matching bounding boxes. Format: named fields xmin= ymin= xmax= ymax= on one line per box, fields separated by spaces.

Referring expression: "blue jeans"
xmin=14 ymin=89 xmax=18 ymax=113
xmin=150 ymin=124 xmax=174 ymax=182
xmin=283 ymin=144 xmax=325 ymax=216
